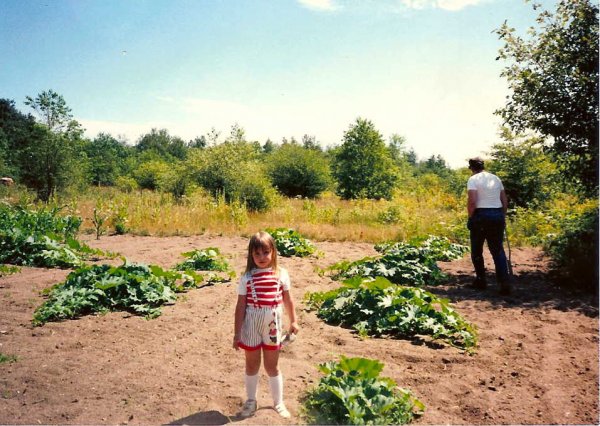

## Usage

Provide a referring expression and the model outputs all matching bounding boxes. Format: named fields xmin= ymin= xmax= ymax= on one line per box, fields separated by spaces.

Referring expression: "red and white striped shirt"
xmin=237 ymin=267 xmax=291 ymax=307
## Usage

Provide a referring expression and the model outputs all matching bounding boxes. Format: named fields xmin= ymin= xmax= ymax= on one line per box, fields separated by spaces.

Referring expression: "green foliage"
xmin=266 ymin=228 xmax=317 ymax=257
xmin=176 ymin=247 xmax=231 ymax=272
xmin=0 ymin=353 xmax=18 ymax=364
xmin=21 ymin=91 xmax=86 ymax=201
xmin=85 ymin=133 xmax=133 ymax=186
xmin=324 ymin=236 xmax=468 ymax=286
xmin=544 ymin=203 xmax=598 ymax=291
xmin=332 ymin=118 xmax=399 ymax=200
xmin=303 ymin=355 xmax=424 ymax=425
xmin=133 ymin=159 xmax=170 ymax=190
xmin=136 ymin=128 xmax=188 ymax=161
xmin=305 ymin=276 xmax=478 ymax=350
xmin=489 ymin=130 xmax=559 ymax=208
xmin=33 ymin=261 xmax=203 ymax=325
xmin=188 ymin=140 xmax=276 ymax=212
xmin=0 ymin=203 xmax=102 ymax=268
xmin=495 ymin=0 xmax=599 ymax=195
xmin=267 ymin=143 xmax=331 ymax=198
xmin=0 ymin=264 xmax=20 ymax=276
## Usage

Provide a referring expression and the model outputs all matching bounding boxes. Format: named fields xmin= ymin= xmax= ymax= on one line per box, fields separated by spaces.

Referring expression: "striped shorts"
xmin=239 ymin=305 xmax=283 ymax=351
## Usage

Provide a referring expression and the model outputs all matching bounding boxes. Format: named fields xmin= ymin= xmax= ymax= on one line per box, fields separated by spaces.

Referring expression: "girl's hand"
xmin=232 ymin=334 xmax=241 ymax=350
xmin=289 ymin=321 xmax=300 ymax=335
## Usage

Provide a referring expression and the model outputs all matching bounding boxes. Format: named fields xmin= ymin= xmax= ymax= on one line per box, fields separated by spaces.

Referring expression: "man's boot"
xmin=469 ymin=276 xmax=487 ymax=290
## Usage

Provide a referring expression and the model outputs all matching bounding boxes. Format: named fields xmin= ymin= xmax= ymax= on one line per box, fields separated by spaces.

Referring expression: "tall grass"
xmin=2 ymin=184 xmax=585 ymax=246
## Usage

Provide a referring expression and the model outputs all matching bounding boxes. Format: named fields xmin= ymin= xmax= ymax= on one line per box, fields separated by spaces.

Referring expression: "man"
xmin=466 ymin=157 xmax=511 ymax=295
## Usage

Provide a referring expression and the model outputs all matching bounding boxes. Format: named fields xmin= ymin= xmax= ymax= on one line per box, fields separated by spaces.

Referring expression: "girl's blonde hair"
xmin=245 ymin=231 xmax=278 ymax=274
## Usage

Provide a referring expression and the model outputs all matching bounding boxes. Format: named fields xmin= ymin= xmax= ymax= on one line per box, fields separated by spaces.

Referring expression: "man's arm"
xmin=500 ymin=189 xmax=508 ymax=215
xmin=467 ymin=190 xmax=477 ymax=217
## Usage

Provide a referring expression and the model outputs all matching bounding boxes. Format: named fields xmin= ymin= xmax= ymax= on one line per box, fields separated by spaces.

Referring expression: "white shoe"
xmin=240 ymin=399 xmax=257 ymax=418
xmin=274 ymin=402 xmax=291 ymax=418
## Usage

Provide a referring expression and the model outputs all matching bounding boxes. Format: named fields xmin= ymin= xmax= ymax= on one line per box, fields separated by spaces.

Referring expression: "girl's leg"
xmin=263 ymin=349 xmax=290 ymax=417
xmin=244 ymin=349 xmax=262 ymax=401
xmin=262 ymin=348 xmax=280 ymax=377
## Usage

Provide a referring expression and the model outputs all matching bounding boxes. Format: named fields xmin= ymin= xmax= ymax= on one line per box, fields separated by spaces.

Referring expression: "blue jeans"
xmin=468 ymin=208 xmax=509 ymax=283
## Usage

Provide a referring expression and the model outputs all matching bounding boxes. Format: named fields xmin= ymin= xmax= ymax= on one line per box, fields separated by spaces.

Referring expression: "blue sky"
xmin=0 ymin=0 xmax=544 ymax=167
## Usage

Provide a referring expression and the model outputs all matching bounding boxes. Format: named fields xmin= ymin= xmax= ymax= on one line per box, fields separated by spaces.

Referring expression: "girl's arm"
xmin=233 ymin=295 xmax=247 ymax=350
xmin=282 ymin=290 xmax=299 ymax=334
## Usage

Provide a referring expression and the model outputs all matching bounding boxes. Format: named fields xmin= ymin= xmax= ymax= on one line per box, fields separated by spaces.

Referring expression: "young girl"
xmin=232 ymin=231 xmax=299 ymax=419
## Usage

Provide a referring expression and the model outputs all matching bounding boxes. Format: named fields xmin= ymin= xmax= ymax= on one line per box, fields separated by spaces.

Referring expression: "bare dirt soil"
xmin=0 ymin=234 xmax=598 ymax=425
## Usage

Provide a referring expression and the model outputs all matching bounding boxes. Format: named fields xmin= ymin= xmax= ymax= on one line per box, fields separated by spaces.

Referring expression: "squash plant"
xmin=303 ymin=356 xmax=424 ymax=425
xmin=266 ymin=227 xmax=317 ymax=257
xmin=305 ymin=276 xmax=477 ymax=351
xmin=324 ymin=236 xmax=467 ymax=286
xmin=33 ymin=260 xmax=203 ymax=325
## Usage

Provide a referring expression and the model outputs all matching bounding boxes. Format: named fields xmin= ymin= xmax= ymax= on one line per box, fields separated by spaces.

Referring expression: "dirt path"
xmin=0 ymin=235 xmax=597 ymax=425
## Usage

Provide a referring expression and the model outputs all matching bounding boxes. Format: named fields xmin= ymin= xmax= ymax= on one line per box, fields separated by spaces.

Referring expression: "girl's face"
xmin=252 ymin=246 xmax=273 ymax=269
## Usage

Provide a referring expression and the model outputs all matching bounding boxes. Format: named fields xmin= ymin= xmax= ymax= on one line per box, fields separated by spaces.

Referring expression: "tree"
xmin=495 ymin=0 xmax=599 ymax=195
xmin=85 ymin=133 xmax=133 ymax=186
xmin=0 ymin=99 xmax=36 ymax=179
xmin=22 ymin=91 xmax=84 ymax=200
xmin=489 ymin=128 xmax=558 ymax=208
xmin=267 ymin=144 xmax=331 ymax=198
xmin=136 ymin=128 xmax=187 ymax=160
xmin=332 ymin=118 xmax=398 ymax=200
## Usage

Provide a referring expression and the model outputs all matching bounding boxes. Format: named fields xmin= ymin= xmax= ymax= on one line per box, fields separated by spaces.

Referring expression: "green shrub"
xmin=544 ymin=204 xmax=598 ymax=290
xmin=267 ymin=144 xmax=331 ymax=198
xmin=305 ymin=276 xmax=477 ymax=351
xmin=114 ymin=176 xmax=138 ymax=193
xmin=303 ymin=356 xmax=424 ymax=425
xmin=133 ymin=160 xmax=169 ymax=190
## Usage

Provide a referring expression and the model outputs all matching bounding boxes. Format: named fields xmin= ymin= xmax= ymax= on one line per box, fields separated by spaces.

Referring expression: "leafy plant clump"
xmin=175 ymin=247 xmax=235 ymax=283
xmin=33 ymin=261 xmax=203 ymax=325
xmin=0 ymin=353 xmax=18 ymax=364
xmin=0 ymin=264 xmax=21 ymax=277
xmin=325 ymin=236 xmax=468 ymax=286
xmin=305 ymin=276 xmax=477 ymax=350
xmin=303 ymin=356 xmax=424 ymax=425
xmin=0 ymin=204 xmax=106 ymax=268
xmin=266 ymin=227 xmax=317 ymax=257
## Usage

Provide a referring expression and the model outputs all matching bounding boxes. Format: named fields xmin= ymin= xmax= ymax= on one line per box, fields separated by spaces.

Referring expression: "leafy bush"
xmin=33 ymin=261 xmax=203 ymax=325
xmin=303 ymin=355 xmax=424 ymax=425
xmin=267 ymin=144 xmax=331 ymax=198
xmin=331 ymin=118 xmax=399 ymax=200
xmin=188 ymin=142 xmax=276 ymax=212
xmin=306 ymin=276 xmax=477 ymax=350
xmin=544 ymin=204 xmax=598 ymax=290
xmin=324 ymin=236 xmax=468 ymax=286
xmin=266 ymin=228 xmax=317 ymax=257
xmin=0 ymin=204 xmax=103 ymax=268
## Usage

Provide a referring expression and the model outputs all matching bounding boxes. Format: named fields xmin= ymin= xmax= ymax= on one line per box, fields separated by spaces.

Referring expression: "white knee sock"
xmin=269 ymin=374 xmax=284 ymax=406
xmin=245 ymin=374 xmax=259 ymax=401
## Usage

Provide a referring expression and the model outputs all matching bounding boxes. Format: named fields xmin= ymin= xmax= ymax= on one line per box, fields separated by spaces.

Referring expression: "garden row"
xmin=0 ymin=204 xmax=475 ymax=424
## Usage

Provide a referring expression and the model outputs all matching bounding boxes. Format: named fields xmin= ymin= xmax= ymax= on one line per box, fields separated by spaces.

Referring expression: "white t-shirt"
xmin=467 ymin=171 xmax=504 ymax=209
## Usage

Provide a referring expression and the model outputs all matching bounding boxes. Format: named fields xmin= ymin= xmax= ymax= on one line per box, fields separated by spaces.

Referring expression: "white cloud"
xmin=297 ymin=0 xmax=338 ymax=11
xmin=401 ymin=0 xmax=483 ymax=11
